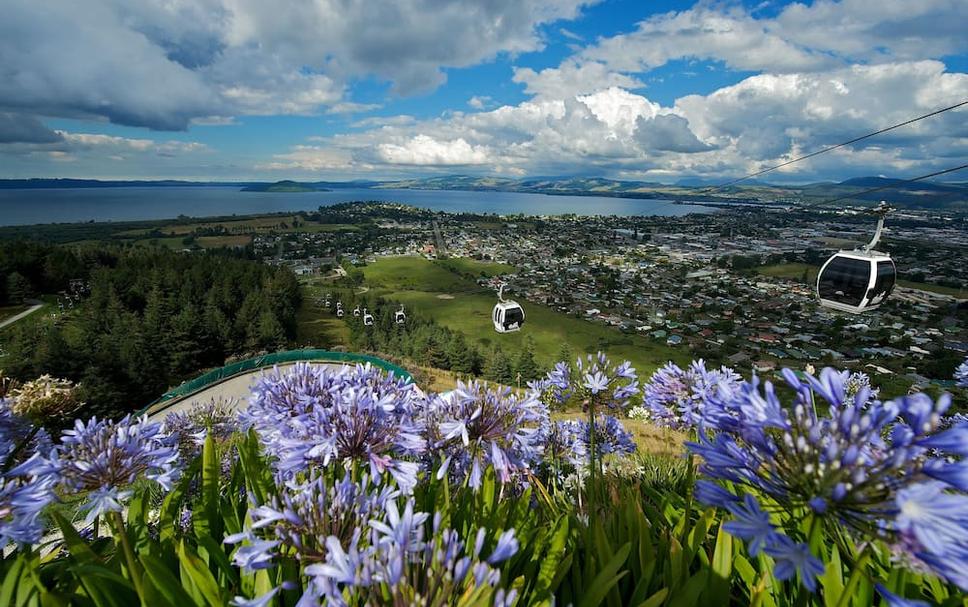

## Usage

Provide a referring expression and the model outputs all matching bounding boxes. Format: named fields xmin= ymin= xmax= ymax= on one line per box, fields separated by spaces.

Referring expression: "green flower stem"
xmin=835 ymin=544 xmax=872 ymax=607
xmin=110 ymin=510 xmax=144 ymax=599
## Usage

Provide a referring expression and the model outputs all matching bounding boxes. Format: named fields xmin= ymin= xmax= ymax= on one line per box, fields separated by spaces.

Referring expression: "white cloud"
xmin=468 ymin=96 xmax=493 ymax=110
xmin=262 ymin=60 xmax=967 ymax=181
xmin=581 ymin=0 xmax=968 ymax=75
xmin=377 ymin=135 xmax=491 ymax=165
xmin=513 ymin=60 xmax=644 ymax=99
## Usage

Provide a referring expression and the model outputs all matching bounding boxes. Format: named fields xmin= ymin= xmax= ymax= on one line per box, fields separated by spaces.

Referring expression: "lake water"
xmin=0 ymin=186 xmax=715 ymax=226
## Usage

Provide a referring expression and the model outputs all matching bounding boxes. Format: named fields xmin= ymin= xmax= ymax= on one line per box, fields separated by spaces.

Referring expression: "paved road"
xmin=147 ymin=362 xmax=348 ymax=422
xmin=0 ymin=300 xmax=44 ymax=330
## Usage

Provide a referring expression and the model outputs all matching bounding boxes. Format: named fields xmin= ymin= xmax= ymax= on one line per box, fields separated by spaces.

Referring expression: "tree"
xmin=6 ymin=272 xmax=31 ymax=303
xmin=447 ymin=334 xmax=474 ymax=374
xmin=514 ymin=340 xmax=540 ymax=383
xmin=484 ymin=349 xmax=514 ymax=385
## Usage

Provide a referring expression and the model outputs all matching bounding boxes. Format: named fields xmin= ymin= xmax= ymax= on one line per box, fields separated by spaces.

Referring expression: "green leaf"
xmin=160 ymin=457 xmax=201 ymax=546
xmin=0 ymin=554 xmax=26 ymax=607
xmin=577 ymin=542 xmax=631 ymax=607
xmin=534 ymin=516 xmax=569 ymax=598
xmin=177 ymin=541 xmax=222 ymax=606
xmin=669 ymin=570 xmax=709 ymax=607
xmin=706 ymin=525 xmax=733 ymax=605
xmin=194 ymin=435 xmax=222 ymax=541
xmin=139 ymin=553 xmax=196 ymax=607
xmin=638 ymin=588 xmax=669 ymax=607
xmin=195 ymin=535 xmax=239 ymax=586
xmin=821 ymin=544 xmax=844 ymax=607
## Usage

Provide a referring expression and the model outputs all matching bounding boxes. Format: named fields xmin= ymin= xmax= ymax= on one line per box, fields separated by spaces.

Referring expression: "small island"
xmin=240 ymin=180 xmax=328 ymax=192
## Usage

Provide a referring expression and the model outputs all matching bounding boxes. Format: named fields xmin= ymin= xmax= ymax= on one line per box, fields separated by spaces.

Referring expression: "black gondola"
xmin=816 ymin=202 xmax=896 ymax=314
xmin=492 ymin=284 xmax=525 ymax=333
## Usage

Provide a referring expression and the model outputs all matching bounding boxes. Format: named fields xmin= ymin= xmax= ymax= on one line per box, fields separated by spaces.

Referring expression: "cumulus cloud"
xmin=581 ymin=0 xmax=968 ymax=75
xmin=634 ymin=114 xmax=712 ymax=153
xmin=0 ymin=0 xmax=596 ymax=131
xmin=263 ymin=61 xmax=966 ymax=181
xmin=513 ymin=61 xmax=644 ymax=99
xmin=377 ymin=136 xmax=491 ymax=166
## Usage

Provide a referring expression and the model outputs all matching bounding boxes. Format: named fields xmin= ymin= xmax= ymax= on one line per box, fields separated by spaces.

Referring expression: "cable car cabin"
xmin=394 ymin=305 xmax=406 ymax=325
xmin=817 ymin=252 xmax=896 ymax=314
xmin=353 ymin=306 xmax=361 ymax=317
xmin=363 ymin=308 xmax=374 ymax=326
xmin=336 ymin=308 xmax=344 ymax=318
xmin=492 ymin=301 xmax=525 ymax=333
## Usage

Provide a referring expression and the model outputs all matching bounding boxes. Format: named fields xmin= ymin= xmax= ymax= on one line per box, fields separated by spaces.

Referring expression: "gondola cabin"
xmin=817 ymin=252 xmax=896 ymax=313
xmin=816 ymin=201 xmax=896 ymax=314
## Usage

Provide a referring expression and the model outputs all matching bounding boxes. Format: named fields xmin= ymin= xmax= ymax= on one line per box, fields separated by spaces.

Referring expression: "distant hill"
xmin=240 ymin=180 xmax=327 ymax=193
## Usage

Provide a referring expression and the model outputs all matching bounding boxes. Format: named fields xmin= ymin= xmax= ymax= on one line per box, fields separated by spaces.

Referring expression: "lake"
xmin=0 ymin=186 xmax=715 ymax=226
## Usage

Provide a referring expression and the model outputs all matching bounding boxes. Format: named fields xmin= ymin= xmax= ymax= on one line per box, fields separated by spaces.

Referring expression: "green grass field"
xmin=351 ymin=256 xmax=687 ymax=375
xmin=757 ymin=262 xmax=967 ymax=299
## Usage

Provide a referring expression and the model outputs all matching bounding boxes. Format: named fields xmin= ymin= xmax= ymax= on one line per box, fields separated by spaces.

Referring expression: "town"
xmin=255 ymin=201 xmax=968 ymax=392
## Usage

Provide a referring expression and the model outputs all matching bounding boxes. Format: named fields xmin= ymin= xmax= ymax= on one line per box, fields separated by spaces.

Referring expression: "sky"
xmin=1 ymin=0 xmax=966 ymax=183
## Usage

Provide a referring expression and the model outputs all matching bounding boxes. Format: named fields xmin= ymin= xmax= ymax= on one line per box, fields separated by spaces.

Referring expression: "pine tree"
xmin=447 ymin=334 xmax=474 ymax=374
xmin=484 ymin=349 xmax=514 ymax=385
xmin=515 ymin=344 xmax=539 ymax=383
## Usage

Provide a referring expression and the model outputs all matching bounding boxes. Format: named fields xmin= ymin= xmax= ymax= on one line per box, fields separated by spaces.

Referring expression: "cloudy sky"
xmin=1 ymin=0 xmax=966 ymax=182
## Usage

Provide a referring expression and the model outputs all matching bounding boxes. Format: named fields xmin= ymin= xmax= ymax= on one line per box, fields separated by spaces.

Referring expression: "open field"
xmin=120 ymin=216 xmax=359 ymax=238
xmin=757 ymin=262 xmax=967 ymax=299
xmin=337 ymin=256 xmax=689 ymax=375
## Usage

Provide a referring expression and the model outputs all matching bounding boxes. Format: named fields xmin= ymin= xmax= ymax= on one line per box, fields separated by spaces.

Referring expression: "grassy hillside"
xmin=347 ymin=256 xmax=688 ymax=375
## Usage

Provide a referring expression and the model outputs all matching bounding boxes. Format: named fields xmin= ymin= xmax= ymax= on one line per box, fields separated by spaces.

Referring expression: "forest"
xmin=0 ymin=242 xmax=300 ymax=418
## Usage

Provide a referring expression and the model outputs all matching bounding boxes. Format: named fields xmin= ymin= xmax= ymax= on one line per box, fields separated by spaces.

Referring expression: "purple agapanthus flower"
xmin=688 ymin=364 xmax=968 ymax=591
xmin=52 ymin=415 xmax=179 ymax=523
xmin=0 ymin=397 xmax=52 ymax=468
xmin=549 ymin=415 xmax=636 ymax=467
xmin=642 ymin=359 xmax=741 ymax=429
xmin=429 ymin=381 xmax=548 ymax=490
xmin=246 ymin=364 xmax=426 ymax=492
xmin=874 ymin=584 xmax=931 ymax=607
xmin=304 ymin=495 xmax=519 ymax=605
xmin=0 ymin=461 xmax=57 ymax=549
xmin=535 ymin=353 xmax=639 ymax=412
xmin=163 ymin=397 xmax=240 ymax=463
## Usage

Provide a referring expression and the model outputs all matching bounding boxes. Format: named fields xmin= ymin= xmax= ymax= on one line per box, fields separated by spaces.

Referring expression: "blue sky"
xmin=1 ymin=0 xmax=966 ymax=183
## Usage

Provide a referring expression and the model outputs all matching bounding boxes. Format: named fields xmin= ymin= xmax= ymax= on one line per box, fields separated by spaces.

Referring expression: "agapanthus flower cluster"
xmin=231 ymin=471 xmax=397 ymax=568
xmin=245 ymin=364 xmax=426 ymax=492
xmin=641 ymin=359 xmax=741 ymax=429
xmin=689 ymin=365 xmax=968 ymax=591
xmin=228 ymin=483 xmax=519 ymax=607
xmin=529 ymin=361 xmax=573 ymax=407
xmin=0 ymin=392 xmax=58 ymax=549
xmin=558 ymin=416 xmax=636 ymax=462
xmin=0 ymin=396 xmax=52 ymax=467
xmin=164 ymin=397 xmax=240 ymax=462
xmin=429 ymin=381 xmax=548 ymax=490
xmin=842 ymin=370 xmax=880 ymax=403
xmin=575 ymin=353 xmax=639 ymax=411
xmin=53 ymin=415 xmax=180 ymax=523
xmin=304 ymin=499 xmax=518 ymax=606
xmin=0 ymin=455 xmax=57 ymax=549
xmin=956 ymin=357 xmax=968 ymax=388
